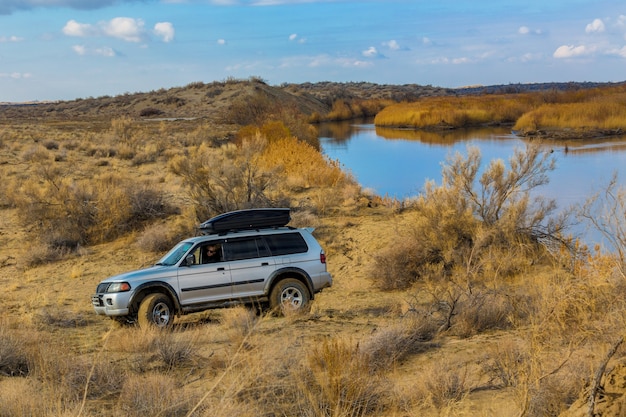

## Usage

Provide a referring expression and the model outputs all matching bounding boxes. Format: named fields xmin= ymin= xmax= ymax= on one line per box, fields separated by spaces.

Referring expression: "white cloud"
xmin=518 ymin=26 xmax=542 ymax=35
xmin=422 ymin=37 xmax=432 ymax=46
xmin=72 ymin=44 xmax=116 ymax=56
xmin=72 ymin=45 xmax=87 ymax=55
xmin=217 ymin=38 xmax=226 ymax=45
xmin=154 ymin=22 xmax=174 ymax=42
xmin=0 ymin=72 xmax=32 ymax=79
xmin=289 ymin=33 xmax=297 ymax=41
xmin=452 ymin=57 xmax=470 ymax=64
xmin=585 ymin=18 xmax=605 ymax=33
xmin=94 ymin=46 xmax=116 ymax=56
xmin=63 ymin=17 xmax=172 ymax=43
xmin=553 ymin=44 xmax=593 ymax=58
xmin=0 ymin=35 xmax=23 ymax=42
xmin=102 ymin=17 xmax=145 ymax=42
xmin=607 ymin=46 xmax=626 ymax=58
xmin=383 ymin=39 xmax=400 ymax=50
xmin=63 ymin=19 xmax=96 ymax=37
xmin=362 ymin=46 xmax=378 ymax=58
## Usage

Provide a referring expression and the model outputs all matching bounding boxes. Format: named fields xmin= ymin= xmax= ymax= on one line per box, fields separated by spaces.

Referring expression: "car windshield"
xmin=155 ymin=242 xmax=194 ymax=266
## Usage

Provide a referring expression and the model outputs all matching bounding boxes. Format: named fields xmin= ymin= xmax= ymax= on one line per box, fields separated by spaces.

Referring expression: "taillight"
xmin=320 ymin=251 xmax=326 ymax=264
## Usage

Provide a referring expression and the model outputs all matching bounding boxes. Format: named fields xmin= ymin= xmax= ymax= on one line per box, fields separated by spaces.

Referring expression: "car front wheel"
xmin=137 ymin=293 xmax=174 ymax=328
xmin=269 ymin=278 xmax=310 ymax=314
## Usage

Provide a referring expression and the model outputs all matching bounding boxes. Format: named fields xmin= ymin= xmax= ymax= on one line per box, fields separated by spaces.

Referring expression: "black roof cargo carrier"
xmin=199 ymin=208 xmax=291 ymax=235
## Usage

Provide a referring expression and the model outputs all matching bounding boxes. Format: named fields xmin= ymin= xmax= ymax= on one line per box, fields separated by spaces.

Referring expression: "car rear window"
xmin=264 ymin=232 xmax=308 ymax=256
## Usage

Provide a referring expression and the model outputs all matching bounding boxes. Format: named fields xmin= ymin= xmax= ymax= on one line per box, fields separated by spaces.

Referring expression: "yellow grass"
xmin=374 ymin=94 xmax=537 ymax=128
xmin=1 ymin=103 xmax=626 ymax=416
xmin=375 ymin=84 xmax=626 ymax=133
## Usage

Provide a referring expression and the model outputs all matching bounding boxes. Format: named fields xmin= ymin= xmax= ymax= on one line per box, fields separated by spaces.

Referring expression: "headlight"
xmin=106 ymin=282 xmax=131 ymax=293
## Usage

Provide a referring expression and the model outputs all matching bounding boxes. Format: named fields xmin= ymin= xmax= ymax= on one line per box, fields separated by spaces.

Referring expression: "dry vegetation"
xmin=1 ymin=79 xmax=626 ymax=416
xmin=375 ymin=83 xmax=626 ymax=139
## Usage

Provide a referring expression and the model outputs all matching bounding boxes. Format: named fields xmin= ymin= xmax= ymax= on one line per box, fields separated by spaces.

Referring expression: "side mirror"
xmin=184 ymin=254 xmax=195 ymax=266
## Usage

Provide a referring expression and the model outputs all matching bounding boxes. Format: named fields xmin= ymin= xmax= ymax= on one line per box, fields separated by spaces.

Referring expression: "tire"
xmin=137 ymin=293 xmax=174 ymax=328
xmin=269 ymin=278 xmax=310 ymax=314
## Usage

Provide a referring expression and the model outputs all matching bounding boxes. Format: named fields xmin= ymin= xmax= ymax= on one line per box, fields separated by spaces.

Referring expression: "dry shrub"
xmin=373 ymin=144 xmax=561 ymax=292
xmin=413 ymin=358 xmax=470 ymax=409
xmin=219 ymin=306 xmax=259 ymax=344
xmin=33 ymin=308 xmax=90 ymax=329
xmin=0 ymin=379 xmax=47 ymax=416
xmin=451 ymin=289 xmax=514 ymax=338
xmin=10 ymin=170 xmax=177 ymax=248
xmin=359 ymin=317 xmax=439 ymax=371
xmin=22 ymin=244 xmax=73 ymax=267
xmin=515 ymin=263 xmax=626 ymax=349
xmin=302 ymin=337 xmax=388 ymax=416
xmin=480 ymin=338 xmax=529 ymax=388
xmin=525 ymin=375 xmax=582 ymax=417
xmin=153 ymin=329 xmax=199 ymax=370
xmin=117 ymin=373 xmax=187 ymax=417
xmin=135 ymin=222 xmax=179 ymax=252
xmin=169 ymin=137 xmax=287 ymax=221
xmin=0 ymin=322 xmax=30 ymax=376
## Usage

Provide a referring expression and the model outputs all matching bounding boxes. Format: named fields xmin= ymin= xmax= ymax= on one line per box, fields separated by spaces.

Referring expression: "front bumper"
xmin=92 ymin=292 xmax=131 ymax=316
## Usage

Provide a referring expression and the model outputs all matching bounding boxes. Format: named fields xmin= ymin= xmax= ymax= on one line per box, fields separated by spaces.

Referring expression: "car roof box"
xmin=199 ymin=208 xmax=291 ymax=235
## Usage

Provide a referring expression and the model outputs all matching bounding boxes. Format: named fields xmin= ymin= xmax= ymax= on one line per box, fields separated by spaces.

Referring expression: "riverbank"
xmin=374 ymin=83 xmax=626 ymax=141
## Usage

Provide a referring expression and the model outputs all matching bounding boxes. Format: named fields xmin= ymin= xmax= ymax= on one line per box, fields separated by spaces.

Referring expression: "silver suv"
xmin=91 ymin=209 xmax=332 ymax=327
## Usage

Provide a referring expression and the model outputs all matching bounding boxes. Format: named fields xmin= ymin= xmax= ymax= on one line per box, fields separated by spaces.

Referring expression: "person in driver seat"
xmin=202 ymin=244 xmax=222 ymax=263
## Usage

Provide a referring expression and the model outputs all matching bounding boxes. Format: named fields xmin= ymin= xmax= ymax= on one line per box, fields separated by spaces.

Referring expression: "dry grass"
xmin=374 ymin=84 xmax=626 ymax=136
xmin=2 ymin=91 xmax=626 ymax=417
xmin=374 ymin=94 xmax=537 ymax=128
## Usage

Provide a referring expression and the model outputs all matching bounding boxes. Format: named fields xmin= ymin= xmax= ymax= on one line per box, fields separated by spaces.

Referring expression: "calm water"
xmin=319 ymin=119 xmax=626 ymax=212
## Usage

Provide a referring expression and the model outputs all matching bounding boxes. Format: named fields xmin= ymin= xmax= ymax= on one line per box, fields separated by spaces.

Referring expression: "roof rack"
xmin=198 ymin=208 xmax=291 ymax=235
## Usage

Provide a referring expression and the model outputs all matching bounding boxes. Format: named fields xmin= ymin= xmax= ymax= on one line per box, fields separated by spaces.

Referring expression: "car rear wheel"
xmin=138 ymin=293 xmax=174 ymax=328
xmin=269 ymin=278 xmax=310 ymax=314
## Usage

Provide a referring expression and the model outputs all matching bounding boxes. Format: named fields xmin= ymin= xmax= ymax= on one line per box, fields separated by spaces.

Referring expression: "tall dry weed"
xmin=302 ymin=337 xmax=388 ymax=416
xmin=117 ymin=373 xmax=187 ymax=417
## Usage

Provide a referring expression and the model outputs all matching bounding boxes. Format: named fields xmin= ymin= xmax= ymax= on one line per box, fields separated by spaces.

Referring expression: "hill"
xmin=2 ymin=77 xmax=619 ymax=122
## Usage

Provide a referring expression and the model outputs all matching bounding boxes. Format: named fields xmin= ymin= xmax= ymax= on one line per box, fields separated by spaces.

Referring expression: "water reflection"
xmin=319 ymin=120 xmax=626 ymax=205
xmin=375 ymin=126 xmax=512 ymax=144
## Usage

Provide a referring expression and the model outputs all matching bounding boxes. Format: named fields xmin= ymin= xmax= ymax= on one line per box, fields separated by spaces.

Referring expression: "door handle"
xmin=217 ymin=267 xmax=225 ymax=271
xmin=261 ymin=262 xmax=269 ymax=266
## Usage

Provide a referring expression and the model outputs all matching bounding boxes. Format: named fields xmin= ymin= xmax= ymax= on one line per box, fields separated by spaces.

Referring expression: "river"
xmin=319 ymin=120 xmax=626 ymax=243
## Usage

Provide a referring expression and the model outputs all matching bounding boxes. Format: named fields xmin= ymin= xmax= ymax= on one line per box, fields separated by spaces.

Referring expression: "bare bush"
xmin=359 ymin=317 xmax=439 ymax=371
xmin=153 ymin=330 xmax=199 ymax=371
xmin=481 ymin=338 xmax=529 ymax=388
xmin=169 ymin=136 xmax=287 ymax=221
xmin=372 ymin=144 xmax=565 ymax=292
xmin=0 ymin=324 xmax=30 ymax=376
xmin=135 ymin=223 xmax=178 ymax=252
xmin=578 ymin=173 xmax=626 ymax=278
xmin=413 ymin=358 xmax=470 ymax=409
xmin=117 ymin=373 xmax=187 ymax=417
xmin=302 ymin=337 xmax=388 ymax=416
xmin=450 ymin=288 xmax=515 ymax=337
xmin=9 ymin=169 xmax=177 ymax=248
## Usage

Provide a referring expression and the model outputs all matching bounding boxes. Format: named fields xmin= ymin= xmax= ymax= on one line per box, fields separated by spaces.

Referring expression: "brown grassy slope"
xmin=0 ymin=79 xmax=454 ymax=122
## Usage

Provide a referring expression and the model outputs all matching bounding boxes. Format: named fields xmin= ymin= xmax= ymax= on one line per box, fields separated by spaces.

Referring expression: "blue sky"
xmin=1 ymin=0 xmax=625 ymax=102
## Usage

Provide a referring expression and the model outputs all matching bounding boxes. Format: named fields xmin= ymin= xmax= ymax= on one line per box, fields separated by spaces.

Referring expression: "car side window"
xmin=264 ymin=233 xmax=308 ymax=255
xmin=224 ymin=237 xmax=269 ymax=261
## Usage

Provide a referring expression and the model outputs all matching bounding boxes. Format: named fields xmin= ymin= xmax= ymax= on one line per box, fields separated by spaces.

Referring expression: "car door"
xmin=224 ymin=236 xmax=276 ymax=299
xmin=177 ymin=242 xmax=232 ymax=306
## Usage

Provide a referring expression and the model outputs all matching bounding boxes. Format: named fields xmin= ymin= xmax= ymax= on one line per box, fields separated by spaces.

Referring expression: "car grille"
xmin=92 ymin=295 xmax=104 ymax=307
